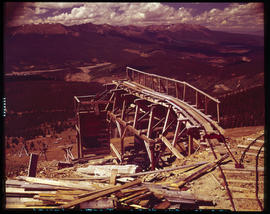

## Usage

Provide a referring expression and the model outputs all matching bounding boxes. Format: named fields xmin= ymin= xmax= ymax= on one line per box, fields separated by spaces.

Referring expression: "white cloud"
xmin=35 ymin=7 xmax=48 ymax=15
xmin=193 ymin=3 xmax=264 ymax=32
xmin=33 ymin=2 xmax=84 ymax=9
xmin=6 ymin=2 xmax=263 ymax=34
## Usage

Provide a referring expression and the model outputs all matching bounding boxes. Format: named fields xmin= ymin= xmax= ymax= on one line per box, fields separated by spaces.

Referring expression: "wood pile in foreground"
xmin=5 ymin=155 xmax=228 ymax=210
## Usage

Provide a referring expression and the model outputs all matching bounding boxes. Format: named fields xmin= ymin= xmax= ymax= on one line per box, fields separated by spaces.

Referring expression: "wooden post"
xmin=172 ymin=120 xmax=181 ymax=147
xmin=145 ymin=106 xmax=156 ymax=165
xmin=162 ymin=106 xmax=171 ymax=134
xmin=28 ymin=153 xmax=38 ymax=177
xmin=217 ymin=103 xmax=220 ymax=123
xmin=133 ymin=105 xmax=139 ymax=129
xmin=195 ymin=91 xmax=198 ymax=108
xmin=188 ymin=135 xmax=193 ymax=156
xmin=121 ymin=100 xmax=126 ymax=120
xmin=77 ymin=112 xmax=82 ymax=159
xmin=204 ymin=96 xmax=208 ymax=114
xmin=183 ymin=83 xmax=186 ymax=101
xmin=175 ymin=82 xmax=179 ymax=99
xmin=166 ymin=79 xmax=169 ymax=94
xmin=110 ymin=169 xmax=118 ymax=185
xmin=144 ymin=74 xmax=146 ymax=86
xmin=158 ymin=78 xmax=161 ymax=92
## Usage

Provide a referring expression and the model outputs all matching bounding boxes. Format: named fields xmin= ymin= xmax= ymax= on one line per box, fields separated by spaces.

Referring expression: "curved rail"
xmin=119 ymin=79 xmax=236 ymax=210
xmin=255 ymin=143 xmax=264 ymax=210
xmin=239 ymin=134 xmax=264 ymax=167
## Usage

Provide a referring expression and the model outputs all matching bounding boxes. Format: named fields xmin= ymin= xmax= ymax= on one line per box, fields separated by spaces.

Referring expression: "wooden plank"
xmin=170 ymin=153 xmax=229 ymax=188
xmin=153 ymin=200 xmax=171 ymax=209
xmin=110 ymin=143 xmax=122 ymax=161
xmin=80 ymin=197 xmax=115 ymax=209
xmin=27 ymin=153 xmax=39 ymax=177
xmin=60 ymin=179 xmax=142 ymax=208
xmin=110 ymin=169 xmax=118 ymax=185
xmin=237 ymin=144 xmax=264 ymax=151
xmin=121 ymin=161 xmax=208 ymax=177
xmin=221 ymin=165 xmax=264 ymax=172
xmin=229 ymin=186 xmax=256 ymax=193
xmin=160 ymin=135 xmax=184 ymax=159
xmin=21 ymin=183 xmax=70 ymax=191
xmin=119 ymin=189 xmax=148 ymax=202
xmin=125 ymin=192 xmax=152 ymax=204
xmin=16 ymin=176 xmax=103 ymax=191
xmin=226 ymin=179 xmax=264 ymax=184
xmin=231 ymin=193 xmax=264 ymax=200
xmin=246 ymin=138 xmax=264 ymax=143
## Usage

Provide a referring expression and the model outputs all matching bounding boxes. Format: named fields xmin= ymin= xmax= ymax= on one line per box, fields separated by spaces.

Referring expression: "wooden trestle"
xmin=74 ymin=67 xmax=226 ymax=170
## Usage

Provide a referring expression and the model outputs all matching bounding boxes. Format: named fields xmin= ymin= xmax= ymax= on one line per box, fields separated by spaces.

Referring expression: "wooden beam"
xmin=60 ymin=179 xmax=142 ymax=208
xmin=145 ymin=106 xmax=156 ymax=165
xmin=133 ymin=105 xmax=139 ymax=129
xmin=27 ymin=153 xmax=39 ymax=177
xmin=160 ymin=135 xmax=184 ymax=159
xmin=162 ymin=106 xmax=171 ymax=134
xmin=238 ymin=144 xmax=264 ymax=151
xmin=188 ymin=135 xmax=193 ymax=156
xmin=110 ymin=143 xmax=122 ymax=162
xmin=120 ymin=161 xmax=207 ymax=177
xmin=108 ymin=111 xmax=155 ymax=145
xmin=172 ymin=120 xmax=181 ymax=147
xmin=170 ymin=153 xmax=229 ymax=188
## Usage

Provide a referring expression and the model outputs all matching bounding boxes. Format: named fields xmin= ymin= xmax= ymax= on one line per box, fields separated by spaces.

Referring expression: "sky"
xmin=5 ymin=2 xmax=264 ymax=35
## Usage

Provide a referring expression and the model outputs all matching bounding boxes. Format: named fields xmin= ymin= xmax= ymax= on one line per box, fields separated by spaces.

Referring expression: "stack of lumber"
xmin=5 ymin=159 xmax=217 ymax=209
xmin=6 ymin=154 xmax=235 ymax=209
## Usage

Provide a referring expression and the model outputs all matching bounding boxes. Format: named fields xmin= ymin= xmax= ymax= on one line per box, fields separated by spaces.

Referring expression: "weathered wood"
xmin=160 ymin=135 xmax=184 ymax=159
xmin=110 ymin=169 xmax=118 ymax=185
xmin=120 ymin=161 xmax=207 ymax=177
xmin=17 ymin=176 xmax=105 ymax=191
xmin=246 ymin=138 xmax=264 ymax=143
xmin=237 ymin=144 xmax=264 ymax=151
xmin=110 ymin=143 xmax=122 ymax=161
xmin=170 ymin=153 xmax=229 ymax=188
xmin=139 ymin=199 xmax=149 ymax=207
xmin=28 ymin=153 xmax=39 ymax=177
xmin=76 ymin=164 xmax=139 ymax=176
xmin=79 ymin=197 xmax=115 ymax=209
xmin=226 ymin=179 xmax=263 ymax=184
xmin=188 ymin=135 xmax=193 ymax=156
xmin=125 ymin=192 xmax=153 ymax=204
xmin=119 ymin=189 xmax=148 ymax=202
xmin=154 ymin=200 xmax=171 ymax=209
xmin=221 ymin=165 xmax=264 ymax=172
xmin=165 ymin=196 xmax=195 ymax=204
xmin=231 ymin=193 xmax=264 ymax=200
xmin=60 ymin=179 xmax=141 ymax=208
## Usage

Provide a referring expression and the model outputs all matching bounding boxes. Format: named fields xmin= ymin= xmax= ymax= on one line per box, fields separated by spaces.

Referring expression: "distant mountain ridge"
xmin=5 ymin=22 xmax=264 ymax=95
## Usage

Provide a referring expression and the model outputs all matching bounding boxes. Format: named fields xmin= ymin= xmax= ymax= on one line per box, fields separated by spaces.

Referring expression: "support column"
xmin=188 ymin=135 xmax=193 ymax=156
xmin=145 ymin=106 xmax=156 ymax=166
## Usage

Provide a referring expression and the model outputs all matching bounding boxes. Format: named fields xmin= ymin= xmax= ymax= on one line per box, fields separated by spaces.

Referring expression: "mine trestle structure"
xmin=74 ymin=66 xmax=243 ymax=210
xmin=73 ymin=67 xmax=240 ymax=167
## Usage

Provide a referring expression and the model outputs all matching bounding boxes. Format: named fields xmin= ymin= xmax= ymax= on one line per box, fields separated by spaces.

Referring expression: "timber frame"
xmin=74 ymin=67 xmax=235 ymax=170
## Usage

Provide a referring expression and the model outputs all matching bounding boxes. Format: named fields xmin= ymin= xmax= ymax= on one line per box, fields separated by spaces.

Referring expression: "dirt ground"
xmin=5 ymin=125 xmax=265 ymax=211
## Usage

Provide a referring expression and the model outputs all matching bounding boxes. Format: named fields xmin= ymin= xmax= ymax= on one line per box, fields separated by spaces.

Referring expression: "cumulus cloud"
xmin=42 ymin=3 xmax=194 ymax=26
xmin=193 ymin=3 xmax=264 ymax=33
xmin=5 ymin=2 xmax=264 ymax=34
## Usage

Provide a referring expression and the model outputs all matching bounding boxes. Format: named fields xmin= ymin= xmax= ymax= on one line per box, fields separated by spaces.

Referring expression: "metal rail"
xmin=126 ymin=67 xmax=220 ymax=123
xmin=255 ymin=144 xmax=264 ymax=210
xmin=239 ymin=134 xmax=264 ymax=167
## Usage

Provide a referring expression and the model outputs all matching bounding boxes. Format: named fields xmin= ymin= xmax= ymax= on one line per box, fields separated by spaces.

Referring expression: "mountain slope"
xmin=4 ymin=22 xmax=264 ymax=95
